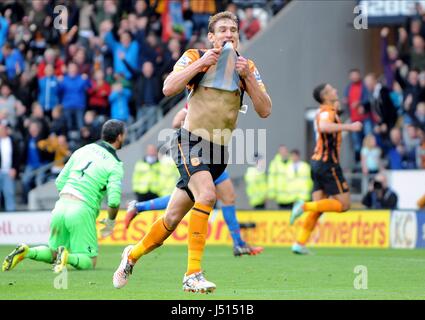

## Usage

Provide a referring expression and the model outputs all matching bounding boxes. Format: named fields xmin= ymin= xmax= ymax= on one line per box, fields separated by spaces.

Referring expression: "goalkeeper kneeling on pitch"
xmin=2 ymin=119 xmax=126 ymax=273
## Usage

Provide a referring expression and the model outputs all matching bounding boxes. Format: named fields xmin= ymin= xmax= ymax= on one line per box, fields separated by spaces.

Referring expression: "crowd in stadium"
xmin=2 ymin=0 xmax=420 ymax=213
xmin=0 ymin=0 xmax=287 ymax=211
xmin=345 ymin=9 xmax=425 ymax=175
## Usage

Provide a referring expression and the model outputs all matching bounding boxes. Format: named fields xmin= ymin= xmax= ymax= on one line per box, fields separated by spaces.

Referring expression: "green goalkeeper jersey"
xmin=55 ymin=141 xmax=124 ymax=214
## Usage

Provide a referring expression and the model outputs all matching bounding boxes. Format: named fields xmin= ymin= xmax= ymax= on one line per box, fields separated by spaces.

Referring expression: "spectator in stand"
xmin=80 ymin=110 xmax=102 ymax=147
xmin=87 ymin=69 xmax=111 ymax=117
xmin=76 ymin=2 xmax=96 ymax=48
xmin=72 ymin=46 xmax=91 ymax=75
xmin=0 ymin=83 xmax=17 ymax=127
xmin=344 ymin=69 xmax=372 ymax=161
xmin=403 ymin=124 xmax=421 ymax=157
xmin=37 ymin=133 xmax=71 ymax=181
xmin=144 ymin=30 xmax=168 ymax=70
xmin=364 ymin=73 xmax=398 ymax=148
xmin=398 ymin=26 xmax=425 ymax=70
xmin=15 ymin=70 xmax=38 ymax=112
xmin=124 ymin=58 xmax=161 ymax=134
xmin=94 ymin=0 xmax=118 ymax=28
xmin=109 ymin=80 xmax=132 ymax=123
xmin=21 ymin=120 xmax=53 ymax=204
xmin=362 ymin=172 xmax=398 ymax=209
xmin=240 ymin=7 xmax=261 ymax=41
xmin=38 ymin=63 xmax=59 ymax=119
xmin=416 ymin=128 xmax=425 ymax=168
xmin=413 ymin=101 xmax=425 ymax=131
xmin=0 ymin=43 xmax=25 ymax=81
xmin=158 ymin=38 xmax=181 ymax=81
xmin=134 ymin=0 xmax=153 ymax=18
xmin=13 ymin=99 xmax=28 ymax=141
xmin=28 ymin=102 xmax=50 ymax=140
xmin=103 ymin=24 xmax=140 ymax=80
xmin=0 ymin=12 xmax=9 ymax=50
xmin=361 ymin=134 xmax=382 ymax=175
xmin=189 ymin=0 xmax=216 ymax=35
xmin=36 ymin=48 xmax=65 ymax=79
xmin=390 ymin=81 xmax=404 ymax=115
xmin=58 ymin=62 xmax=91 ymax=131
xmin=50 ymin=105 xmax=68 ymax=136
xmin=0 ymin=119 xmax=20 ymax=211
xmin=380 ymin=27 xmax=399 ymax=88
xmin=395 ymin=61 xmax=421 ymax=123
xmin=386 ymin=127 xmax=416 ymax=169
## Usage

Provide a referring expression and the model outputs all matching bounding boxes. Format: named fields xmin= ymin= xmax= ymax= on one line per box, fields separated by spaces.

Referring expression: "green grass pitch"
xmin=1 ymin=245 xmax=425 ymax=300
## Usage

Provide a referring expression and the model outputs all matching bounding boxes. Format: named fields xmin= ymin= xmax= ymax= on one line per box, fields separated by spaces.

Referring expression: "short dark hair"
xmin=291 ymin=149 xmax=300 ymax=156
xmin=313 ymin=83 xmax=327 ymax=104
xmin=101 ymin=119 xmax=125 ymax=144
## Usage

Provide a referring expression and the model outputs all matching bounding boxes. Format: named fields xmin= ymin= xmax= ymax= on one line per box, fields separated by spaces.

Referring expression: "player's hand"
xmin=395 ymin=59 xmax=404 ymax=69
xmin=380 ymin=27 xmax=389 ymax=38
xmin=99 ymin=218 xmax=116 ymax=238
xmin=235 ymin=56 xmax=250 ymax=79
xmin=200 ymin=48 xmax=221 ymax=68
xmin=350 ymin=121 xmax=363 ymax=132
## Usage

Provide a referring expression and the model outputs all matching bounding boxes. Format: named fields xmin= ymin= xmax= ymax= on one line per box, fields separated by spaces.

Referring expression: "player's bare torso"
xmin=185 ymin=85 xmax=240 ymax=145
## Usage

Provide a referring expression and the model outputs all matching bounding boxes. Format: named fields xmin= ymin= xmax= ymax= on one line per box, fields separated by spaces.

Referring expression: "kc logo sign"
xmin=390 ymin=211 xmax=417 ymax=249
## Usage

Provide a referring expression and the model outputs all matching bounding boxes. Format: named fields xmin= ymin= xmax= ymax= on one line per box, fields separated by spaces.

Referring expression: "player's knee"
xmin=220 ymin=191 xmax=236 ymax=206
xmin=197 ymin=189 xmax=216 ymax=207
xmin=164 ymin=211 xmax=183 ymax=229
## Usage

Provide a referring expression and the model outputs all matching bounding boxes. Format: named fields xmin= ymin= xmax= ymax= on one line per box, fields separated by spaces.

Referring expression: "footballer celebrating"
xmin=113 ymin=11 xmax=271 ymax=293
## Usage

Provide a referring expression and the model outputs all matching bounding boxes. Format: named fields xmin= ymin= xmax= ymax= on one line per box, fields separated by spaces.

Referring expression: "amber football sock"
xmin=304 ymin=199 xmax=343 ymax=213
xmin=129 ymin=216 xmax=174 ymax=263
xmin=297 ymin=211 xmax=322 ymax=245
xmin=187 ymin=203 xmax=212 ymax=275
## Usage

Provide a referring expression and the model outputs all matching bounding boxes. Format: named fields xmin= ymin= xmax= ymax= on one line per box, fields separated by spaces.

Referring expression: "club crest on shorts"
xmin=191 ymin=157 xmax=201 ymax=167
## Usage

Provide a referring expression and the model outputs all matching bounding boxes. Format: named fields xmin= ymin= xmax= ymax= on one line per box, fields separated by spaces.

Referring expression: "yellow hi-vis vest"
xmin=159 ymin=156 xmax=179 ymax=196
xmin=267 ymin=155 xmax=293 ymax=205
xmin=132 ymin=160 xmax=162 ymax=195
xmin=286 ymin=161 xmax=313 ymax=202
xmin=244 ymin=166 xmax=267 ymax=207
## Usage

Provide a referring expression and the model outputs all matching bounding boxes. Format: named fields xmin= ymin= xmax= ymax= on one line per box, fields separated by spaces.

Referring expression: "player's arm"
xmin=172 ymin=108 xmax=187 ymax=129
xmin=163 ymin=48 xmax=221 ymax=97
xmin=55 ymin=154 xmax=75 ymax=192
xmin=319 ymin=120 xmax=362 ymax=133
xmin=100 ymin=162 xmax=124 ymax=238
xmin=106 ymin=162 xmax=124 ymax=211
xmin=236 ymin=58 xmax=271 ymax=118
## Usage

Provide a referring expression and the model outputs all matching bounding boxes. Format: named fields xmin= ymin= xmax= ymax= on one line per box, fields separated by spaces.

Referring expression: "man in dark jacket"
xmin=123 ymin=58 xmax=162 ymax=135
xmin=364 ymin=73 xmax=399 ymax=147
xmin=20 ymin=120 xmax=54 ymax=204
xmin=362 ymin=173 xmax=398 ymax=209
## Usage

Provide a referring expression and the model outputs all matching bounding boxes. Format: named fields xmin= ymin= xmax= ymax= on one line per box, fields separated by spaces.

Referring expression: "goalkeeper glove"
xmin=99 ymin=217 xmax=116 ymax=238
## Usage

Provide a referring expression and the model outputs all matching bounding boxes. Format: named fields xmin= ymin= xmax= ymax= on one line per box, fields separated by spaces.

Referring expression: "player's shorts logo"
xmin=191 ymin=157 xmax=201 ymax=167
